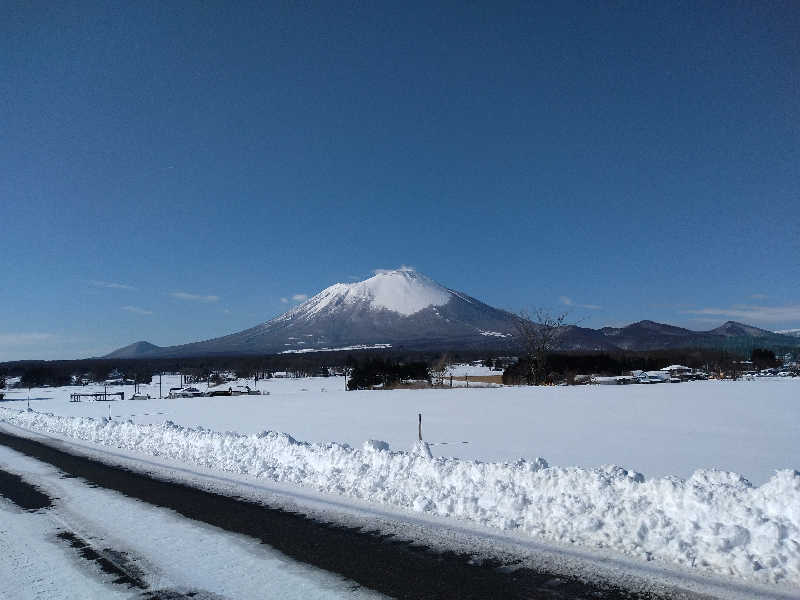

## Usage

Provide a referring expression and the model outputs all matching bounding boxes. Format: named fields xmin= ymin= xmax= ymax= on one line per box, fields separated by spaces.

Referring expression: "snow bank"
xmin=2 ymin=407 xmax=798 ymax=586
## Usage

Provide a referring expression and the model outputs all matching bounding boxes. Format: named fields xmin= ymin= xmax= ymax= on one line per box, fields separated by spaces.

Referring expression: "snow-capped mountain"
xmin=105 ymin=269 xmax=800 ymax=358
xmin=109 ymin=269 xmax=521 ymax=357
xmin=276 ymin=269 xmax=455 ymax=320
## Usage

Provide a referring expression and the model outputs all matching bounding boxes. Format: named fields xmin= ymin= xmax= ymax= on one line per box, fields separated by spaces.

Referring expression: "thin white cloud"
xmin=122 ymin=305 xmax=153 ymax=315
xmin=292 ymin=293 xmax=308 ymax=302
xmin=559 ymin=296 xmax=601 ymax=310
xmin=751 ymin=293 xmax=768 ymax=300
xmin=170 ymin=292 xmax=220 ymax=303
xmin=0 ymin=332 xmax=55 ymax=345
xmin=89 ymin=280 xmax=136 ymax=291
xmin=682 ymin=304 xmax=800 ymax=324
xmin=280 ymin=297 xmax=289 ymax=304
xmin=222 ymin=308 xmax=231 ymax=314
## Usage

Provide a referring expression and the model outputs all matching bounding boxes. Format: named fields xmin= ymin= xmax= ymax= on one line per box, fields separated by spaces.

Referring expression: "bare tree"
xmin=513 ymin=309 xmax=568 ymax=385
xmin=431 ymin=353 xmax=450 ymax=386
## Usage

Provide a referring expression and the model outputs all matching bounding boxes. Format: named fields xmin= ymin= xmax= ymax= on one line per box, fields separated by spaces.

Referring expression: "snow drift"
xmin=2 ymin=407 xmax=798 ymax=586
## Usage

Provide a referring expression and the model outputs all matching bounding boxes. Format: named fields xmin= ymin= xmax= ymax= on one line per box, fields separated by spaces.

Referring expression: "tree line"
xmin=1 ymin=344 xmax=786 ymax=390
xmin=503 ymin=347 xmax=784 ymax=385
xmin=346 ymin=358 xmax=430 ymax=390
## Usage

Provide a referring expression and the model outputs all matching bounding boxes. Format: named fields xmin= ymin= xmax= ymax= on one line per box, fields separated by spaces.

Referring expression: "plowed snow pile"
xmin=2 ymin=407 xmax=798 ymax=586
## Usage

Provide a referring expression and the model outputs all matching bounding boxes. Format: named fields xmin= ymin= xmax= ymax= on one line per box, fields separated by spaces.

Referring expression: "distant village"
xmin=581 ymin=357 xmax=799 ymax=386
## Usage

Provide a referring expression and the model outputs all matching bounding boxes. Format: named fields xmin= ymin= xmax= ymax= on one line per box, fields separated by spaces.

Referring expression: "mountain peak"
xmin=626 ymin=320 xmax=689 ymax=333
xmin=709 ymin=321 xmax=773 ymax=337
xmin=104 ymin=340 xmax=160 ymax=358
xmin=353 ymin=269 xmax=452 ymax=315
xmin=281 ymin=269 xmax=454 ymax=320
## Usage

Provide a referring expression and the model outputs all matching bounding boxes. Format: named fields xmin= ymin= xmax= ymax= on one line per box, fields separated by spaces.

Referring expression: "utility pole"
xmin=418 ymin=413 xmax=422 ymax=441
xmin=159 ymin=372 xmax=162 ymax=399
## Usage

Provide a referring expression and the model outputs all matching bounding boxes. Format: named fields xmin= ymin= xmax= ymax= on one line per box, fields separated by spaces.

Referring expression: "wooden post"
xmin=418 ymin=413 xmax=422 ymax=441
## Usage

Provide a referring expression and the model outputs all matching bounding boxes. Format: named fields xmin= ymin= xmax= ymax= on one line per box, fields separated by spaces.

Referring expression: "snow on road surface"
xmin=1 ymin=398 xmax=798 ymax=591
xmin=0 ymin=443 xmax=382 ymax=600
xmin=1 ymin=493 xmax=130 ymax=600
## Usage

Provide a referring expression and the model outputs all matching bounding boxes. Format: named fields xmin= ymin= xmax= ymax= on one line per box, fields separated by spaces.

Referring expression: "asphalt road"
xmin=0 ymin=429 xmax=672 ymax=600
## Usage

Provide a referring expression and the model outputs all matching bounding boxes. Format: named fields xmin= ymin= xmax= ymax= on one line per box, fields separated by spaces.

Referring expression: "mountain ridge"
xmin=104 ymin=270 xmax=800 ymax=358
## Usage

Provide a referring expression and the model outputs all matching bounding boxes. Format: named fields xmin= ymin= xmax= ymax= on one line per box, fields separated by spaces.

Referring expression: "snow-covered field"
xmin=2 ymin=375 xmax=799 ymax=591
xmin=3 ymin=375 xmax=797 ymax=485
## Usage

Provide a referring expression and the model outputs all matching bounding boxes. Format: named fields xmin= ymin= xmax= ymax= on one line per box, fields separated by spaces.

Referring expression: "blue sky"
xmin=2 ymin=2 xmax=798 ymax=360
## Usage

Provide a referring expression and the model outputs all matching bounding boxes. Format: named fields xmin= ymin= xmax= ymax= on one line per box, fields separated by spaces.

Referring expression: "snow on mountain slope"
xmin=256 ymin=269 xmax=519 ymax=352
xmin=279 ymin=268 xmax=454 ymax=320
xmin=776 ymin=329 xmax=800 ymax=338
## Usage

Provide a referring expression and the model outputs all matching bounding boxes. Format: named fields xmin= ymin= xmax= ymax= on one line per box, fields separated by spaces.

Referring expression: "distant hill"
xmin=598 ymin=320 xmax=697 ymax=350
xmin=104 ymin=341 xmax=162 ymax=358
xmin=776 ymin=329 xmax=800 ymax=338
xmin=105 ymin=270 xmax=800 ymax=358
xmin=709 ymin=322 xmax=777 ymax=338
xmin=595 ymin=320 xmax=796 ymax=351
